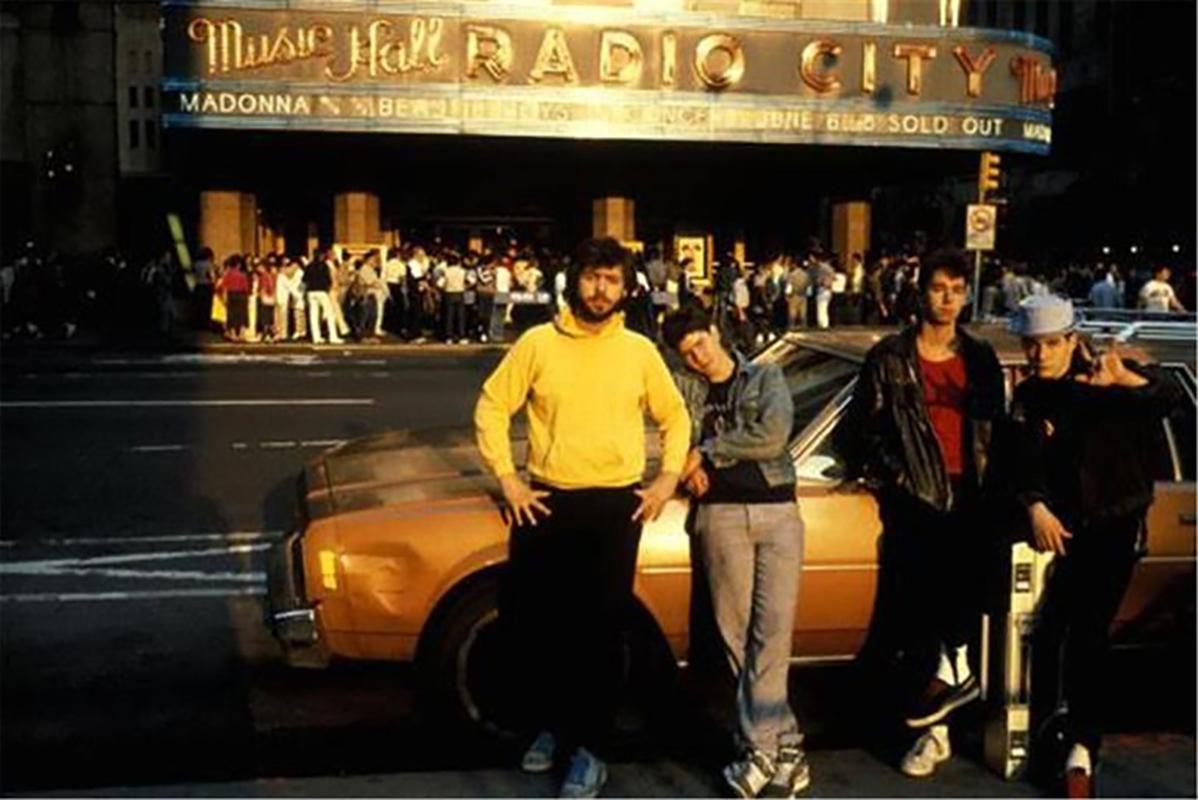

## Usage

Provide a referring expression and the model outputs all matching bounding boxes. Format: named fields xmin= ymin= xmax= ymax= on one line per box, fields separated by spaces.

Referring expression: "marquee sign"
xmin=161 ymin=1 xmax=1055 ymax=154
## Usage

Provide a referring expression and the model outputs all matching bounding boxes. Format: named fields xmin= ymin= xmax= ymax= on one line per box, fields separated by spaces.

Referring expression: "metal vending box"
xmin=984 ymin=542 xmax=1055 ymax=780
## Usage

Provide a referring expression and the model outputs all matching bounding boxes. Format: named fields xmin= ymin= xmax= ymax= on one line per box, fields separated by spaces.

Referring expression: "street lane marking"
xmin=0 ymin=588 xmax=267 ymax=603
xmin=0 ymin=398 xmax=375 ymax=408
xmin=0 ymin=543 xmax=270 ymax=573
xmin=0 ymin=531 xmax=283 ymax=547
xmin=130 ymin=440 xmax=345 ymax=452
xmin=19 ymin=566 xmax=267 ymax=583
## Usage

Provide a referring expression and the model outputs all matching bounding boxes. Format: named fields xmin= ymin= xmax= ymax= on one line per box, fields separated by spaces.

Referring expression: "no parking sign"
xmin=966 ymin=203 xmax=997 ymax=251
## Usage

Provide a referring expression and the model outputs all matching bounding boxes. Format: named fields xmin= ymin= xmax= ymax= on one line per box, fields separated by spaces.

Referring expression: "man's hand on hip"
xmin=634 ymin=472 xmax=680 ymax=523
xmin=1029 ymin=501 xmax=1072 ymax=555
xmin=498 ymin=474 xmax=552 ymax=527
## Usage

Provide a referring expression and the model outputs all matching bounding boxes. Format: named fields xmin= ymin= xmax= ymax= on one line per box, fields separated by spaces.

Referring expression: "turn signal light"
xmin=319 ymin=549 xmax=339 ymax=591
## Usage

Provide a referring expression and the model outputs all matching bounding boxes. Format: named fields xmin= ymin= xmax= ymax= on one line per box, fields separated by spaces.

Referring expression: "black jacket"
xmin=1009 ymin=361 xmax=1179 ymax=530
xmin=839 ymin=326 xmax=1006 ymax=513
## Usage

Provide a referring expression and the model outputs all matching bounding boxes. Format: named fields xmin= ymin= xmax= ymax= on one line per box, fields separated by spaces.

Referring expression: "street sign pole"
xmin=973 ymin=182 xmax=984 ymax=319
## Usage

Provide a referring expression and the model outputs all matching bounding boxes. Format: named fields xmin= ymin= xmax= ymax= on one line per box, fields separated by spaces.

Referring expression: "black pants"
xmin=499 ymin=482 xmax=642 ymax=754
xmin=443 ymin=293 xmax=465 ymax=341
xmin=870 ymin=489 xmax=988 ymax=697
xmin=1032 ymin=513 xmax=1141 ymax=755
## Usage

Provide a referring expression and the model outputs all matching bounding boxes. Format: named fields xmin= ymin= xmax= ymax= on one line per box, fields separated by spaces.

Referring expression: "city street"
xmin=1 ymin=346 xmax=1193 ymax=796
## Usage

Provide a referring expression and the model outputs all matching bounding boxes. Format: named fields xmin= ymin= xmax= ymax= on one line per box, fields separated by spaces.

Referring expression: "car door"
xmin=777 ymin=347 xmax=882 ymax=661
xmin=1115 ymin=363 xmax=1197 ymax=643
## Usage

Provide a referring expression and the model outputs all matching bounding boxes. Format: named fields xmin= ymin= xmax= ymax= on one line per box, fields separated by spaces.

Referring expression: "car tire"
xmin=416 ymin=571 xmax=678 ymax=742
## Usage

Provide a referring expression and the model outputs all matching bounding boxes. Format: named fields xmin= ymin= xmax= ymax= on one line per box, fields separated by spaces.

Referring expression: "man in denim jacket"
xmin=663 ymin=306 xmax=807 ymax=799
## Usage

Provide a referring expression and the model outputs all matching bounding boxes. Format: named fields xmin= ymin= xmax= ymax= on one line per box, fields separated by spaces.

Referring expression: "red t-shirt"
xmin=919 ymin=354 xmax=967 ymax=477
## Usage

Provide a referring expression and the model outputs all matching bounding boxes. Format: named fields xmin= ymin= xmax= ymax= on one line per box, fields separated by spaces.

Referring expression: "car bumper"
xmin=266 ymin=530 xmax=330 ymax=666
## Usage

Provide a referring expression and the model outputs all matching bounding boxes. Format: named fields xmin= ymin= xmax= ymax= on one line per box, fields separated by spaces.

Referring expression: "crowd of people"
xmin=0 ymin=237 xmax=1192 ymax=346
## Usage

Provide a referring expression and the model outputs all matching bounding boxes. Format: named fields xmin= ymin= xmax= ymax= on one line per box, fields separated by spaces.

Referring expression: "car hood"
xmin=302 ymin=425 xmax=665 ymax=520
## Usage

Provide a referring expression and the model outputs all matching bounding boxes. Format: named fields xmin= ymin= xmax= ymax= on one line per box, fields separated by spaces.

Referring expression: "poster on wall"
xmin=674 ymin=235 xmax=710 ymax=286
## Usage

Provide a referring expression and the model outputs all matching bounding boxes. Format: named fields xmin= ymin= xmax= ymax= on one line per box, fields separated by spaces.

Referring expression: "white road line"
xmin=0 ymin=543 xmax=270 ymax=573
xmin=19 ymin=566 xmax=267 ymax=583
xmin=260 ymin=440 xmax=297 ymax=449
xmin=130 ymin=444 xmax=189 ymax=453
xmin=0 ymin=398 xmax=375 ymax=408
xmin=232 ymin=442 xmax=249 ymax=450
xmin=0 ymin=588 xmax=267 ymax=603
xmin=0 ymin=531 xmax=283 ymax=547
xmin=301 ymin=439 xmax=345 ymax=448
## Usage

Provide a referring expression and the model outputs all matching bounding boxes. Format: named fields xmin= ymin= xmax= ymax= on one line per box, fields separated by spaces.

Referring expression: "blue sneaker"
xmin=520 ymin=730 xmax=556 ymax=774
xmin=560 ymin=747 xmax=608 ymax=799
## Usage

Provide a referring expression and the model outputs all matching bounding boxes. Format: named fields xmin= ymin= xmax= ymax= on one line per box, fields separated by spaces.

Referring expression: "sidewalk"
xmin=23 ymin=734 xmax=1195 ymax=798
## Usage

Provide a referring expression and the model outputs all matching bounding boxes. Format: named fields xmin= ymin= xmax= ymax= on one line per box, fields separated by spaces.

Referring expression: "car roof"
xmin=774 ymin=322 xmax=1197 ymax=369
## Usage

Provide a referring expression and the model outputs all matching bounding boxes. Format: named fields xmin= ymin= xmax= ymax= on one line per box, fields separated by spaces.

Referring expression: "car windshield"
xmin=779 ymin=346 xmax=859 ymax=440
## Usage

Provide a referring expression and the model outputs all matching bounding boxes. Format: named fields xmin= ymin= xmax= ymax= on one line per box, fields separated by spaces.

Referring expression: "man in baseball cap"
xmin=1008 ymin=294 xmax=1180 ymax=797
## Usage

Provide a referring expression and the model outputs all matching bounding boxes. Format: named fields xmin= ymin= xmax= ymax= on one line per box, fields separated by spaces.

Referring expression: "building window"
xmin=986 ymin=0 xmax=998 ymax=27
xmin=1014 ymin=0 xmax=1027 ymax=30
xmin=129 ymin=120 xmax=140 ymax=149
xmin=144 ymin=86 xmax=155 ymax=108
xmin=128 ymin=86 xmax=138 ymax=109
xmin=145 ymin=120 xmax=157 ymax=149
xmin=144 ymin=50 xmax=154 ymax=75
xmin=1034 ymin=0 xmax=1048 ymax=35
xmin=1058 ymin=0 xmax=1073 ymax=55
xmin=128 ymin=49 xmax=139 ymax=76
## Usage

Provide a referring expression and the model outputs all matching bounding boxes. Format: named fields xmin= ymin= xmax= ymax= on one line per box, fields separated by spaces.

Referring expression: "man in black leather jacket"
xmin=840 ymin=248 xmax=1006 ymax=779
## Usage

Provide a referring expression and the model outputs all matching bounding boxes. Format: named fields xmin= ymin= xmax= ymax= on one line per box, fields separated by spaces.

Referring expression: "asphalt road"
xmin=1 ymin=347 xmax=1193 ymax=796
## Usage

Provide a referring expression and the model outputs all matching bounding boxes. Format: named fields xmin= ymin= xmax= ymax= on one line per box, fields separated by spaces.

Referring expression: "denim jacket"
xmin=672 ymin=351 xmax=797 ymax=487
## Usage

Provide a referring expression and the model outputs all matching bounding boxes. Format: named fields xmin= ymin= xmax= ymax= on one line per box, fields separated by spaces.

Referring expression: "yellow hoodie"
xmin=474 ymin=307 xmax=690 ymax=489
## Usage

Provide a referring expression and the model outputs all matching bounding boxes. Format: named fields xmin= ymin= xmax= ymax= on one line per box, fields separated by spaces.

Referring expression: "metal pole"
xmin=973 ymin=248 xmax=983 ymax=320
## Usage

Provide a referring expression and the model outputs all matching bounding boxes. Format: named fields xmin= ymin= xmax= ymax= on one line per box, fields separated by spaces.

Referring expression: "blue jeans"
xmin=695 ymin=502 xmax=804 ymax=754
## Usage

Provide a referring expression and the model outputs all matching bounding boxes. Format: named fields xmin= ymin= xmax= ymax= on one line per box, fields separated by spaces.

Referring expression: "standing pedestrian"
xmin=1008 ymin=295 xmax=1180 ymax=798
xmin=662 ymin=305 xmax=810 ymax=799
xmin=838 ymin=248 xmax=1007 ymax=780
xmin=304 ymin=249 xmax=342 ymax=345
xmin=474 ymin=237 xmax=690 ymax=799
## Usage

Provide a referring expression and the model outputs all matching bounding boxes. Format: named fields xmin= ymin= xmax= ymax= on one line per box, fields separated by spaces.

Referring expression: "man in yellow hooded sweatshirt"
xmin=475 ymin=237 xmax=690 ymax=798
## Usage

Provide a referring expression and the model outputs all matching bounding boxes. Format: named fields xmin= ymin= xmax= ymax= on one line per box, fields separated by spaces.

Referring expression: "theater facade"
xmin=4 ymin=0 xmax=1057 ymax=266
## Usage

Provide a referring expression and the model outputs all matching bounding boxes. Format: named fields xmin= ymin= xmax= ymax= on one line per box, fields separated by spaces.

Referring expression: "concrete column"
xmin=199 ymin=190 xmax=258 ymax=262
xmin=831 ymin=201 xmax=871 ymax=264
xmin=592 ymin=196 xmax=636 ymax=242
xmin=333 ymin=191 xmax=381 ymax=244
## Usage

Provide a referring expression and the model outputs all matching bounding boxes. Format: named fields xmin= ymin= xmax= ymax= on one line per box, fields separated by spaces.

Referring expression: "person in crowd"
xmin=406 ymin=245 xmax=431 ymax=341
xmin=257 ymin=257 xmax=278 ymax=342
xmin=382 ymin=246 xmax=406 ymax=337
xmin=864 ymin=257 xmax=889 ymax=324
xmin=440 ymin=249 xmax=469 ymax=343
xmin=662 ymin=305 xmax=810 ymax=799
xmin=193 ymin=246 xmax=216 ymax=331
xmin=1087 ymin=265 xmax=1125 ymax=310
xmin=838 ymin=248 xmax=1007 ymax=780
xmin=785 ymin=256 xmax=811 ymax=330
xmin=845 ymin=252 xmax=866 ymax=325
xmin=1137 ymin=265 xmax=1186 ymax=312
xmin=276 ymin=256 xmax=307 ymax=341
xmin=474 ymin=253 xmax=496 ymax=342
xmin=216 ymin=254 xmax=250 ymax=342
xmin=474 ymin=237 xmax=689 ymax=799
xmin=1007 ymin=295 xmax=1180 ymax=798
xmin=304 ymin=248 xmax=342 ymax=345
xmin=812 ymin=255 xmax=835 ymax=330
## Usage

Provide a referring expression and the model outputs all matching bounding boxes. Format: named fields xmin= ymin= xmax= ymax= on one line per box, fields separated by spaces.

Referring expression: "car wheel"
xmin=417 ymin=573 xmax=521 ymax=740
xmin=417 ymin=572 xmax=678 ymax=742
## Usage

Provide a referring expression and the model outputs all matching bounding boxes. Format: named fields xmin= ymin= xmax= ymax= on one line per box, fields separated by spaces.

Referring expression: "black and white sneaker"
xmin=723 ymin=749 xmax=776 ymax=799
xmin=905 ymin=675 xmax=980 ymax=728
xmin=761 ymin=746 xmax=811 ymax=797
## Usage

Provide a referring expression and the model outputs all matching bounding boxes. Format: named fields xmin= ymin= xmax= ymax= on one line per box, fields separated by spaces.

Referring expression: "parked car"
xmin=267 ymin=321 xmax=1195 ymax=734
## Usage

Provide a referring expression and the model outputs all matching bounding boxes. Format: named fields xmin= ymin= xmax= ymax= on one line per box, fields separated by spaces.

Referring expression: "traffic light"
xmin=978 ymin=151 xmax=1002 ymax=195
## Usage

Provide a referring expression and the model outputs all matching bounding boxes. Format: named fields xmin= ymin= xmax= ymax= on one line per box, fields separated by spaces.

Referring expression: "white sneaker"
xmin=901 ymin=727 xmax=951 ymax=778
xmin=329 ymin=336 xmax=344 ymax=344
xmin=520 ymin=730 xmax=556 ymax=774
